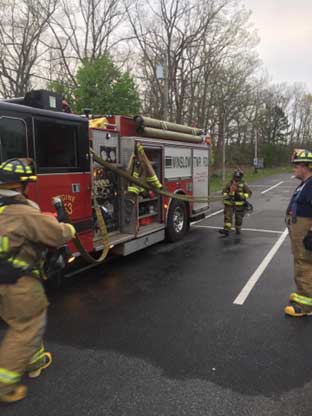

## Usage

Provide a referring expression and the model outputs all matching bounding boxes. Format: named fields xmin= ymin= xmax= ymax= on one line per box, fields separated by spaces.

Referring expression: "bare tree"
xmin=46 ymin=0 xmax=130 ymax=85
xmin=126 ymin=0 xmax=259 ymax=128
xmin=0 ymin=0 xmax=58 ymax=97
xmin=286 ymin=84 xmax=312 ymax=148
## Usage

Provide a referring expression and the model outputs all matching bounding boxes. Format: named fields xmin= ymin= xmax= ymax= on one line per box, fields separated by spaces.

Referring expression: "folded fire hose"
xmin=91 ymin=149 xmax=222 ymax=204
xmin=53 ymin=195 xmax=110 ymax=265
xmin=55 ymin=149 xmax=223 ymax=265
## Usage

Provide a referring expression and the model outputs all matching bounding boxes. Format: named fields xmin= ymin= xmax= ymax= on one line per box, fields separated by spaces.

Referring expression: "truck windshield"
xmin=0 ymin=117 xmax=27 ymax=162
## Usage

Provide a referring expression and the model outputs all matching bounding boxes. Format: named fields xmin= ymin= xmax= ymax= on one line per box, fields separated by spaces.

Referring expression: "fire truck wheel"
xmin=166 ymin=200 xmax=188 ymax=242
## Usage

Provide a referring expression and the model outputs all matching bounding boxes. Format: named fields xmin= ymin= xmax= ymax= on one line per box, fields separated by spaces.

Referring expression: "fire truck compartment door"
xmin=91 ymin=129 xmax=119 ymax=164
xmin=192 ymin=148 xmax=209 ymax=212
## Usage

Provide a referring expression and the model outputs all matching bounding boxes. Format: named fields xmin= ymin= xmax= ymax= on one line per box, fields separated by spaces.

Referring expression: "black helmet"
xmin=233 ymin=169 xmax=244 ymax=180
xmin=0 ymin=158 xmax=37 ymax=187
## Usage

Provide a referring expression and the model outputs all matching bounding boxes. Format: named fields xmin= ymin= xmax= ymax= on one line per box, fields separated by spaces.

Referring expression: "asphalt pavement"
xmin=2 ymin=172 xmax=312 ymax=416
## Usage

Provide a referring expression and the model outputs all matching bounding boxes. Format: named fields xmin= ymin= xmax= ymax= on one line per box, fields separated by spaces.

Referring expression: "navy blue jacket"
xmin=287 ymin=176 xmax=312 ymax=219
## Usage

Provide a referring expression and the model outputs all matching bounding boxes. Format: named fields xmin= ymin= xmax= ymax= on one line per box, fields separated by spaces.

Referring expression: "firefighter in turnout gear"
xmin=285 ymin=149 xmax=312 ymax=317
xmin=0 ymin=158 xmax=76 ymax=403
xmin=219 ymin=169 xmax=252 ymax=237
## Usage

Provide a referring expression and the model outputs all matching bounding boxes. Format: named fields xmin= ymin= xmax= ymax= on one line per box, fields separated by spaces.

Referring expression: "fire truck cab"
xmin=0 ymin=90 xmax=210 ymax=263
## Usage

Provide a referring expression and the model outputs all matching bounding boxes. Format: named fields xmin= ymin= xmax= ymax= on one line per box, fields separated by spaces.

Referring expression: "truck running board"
xmin=113 ymin=229 xmax=165 ymax=256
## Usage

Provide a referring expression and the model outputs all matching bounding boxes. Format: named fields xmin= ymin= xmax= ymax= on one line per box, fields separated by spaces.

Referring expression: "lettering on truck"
xmin=193 ymin=156 xmax=208 ymax=168
xmin=59 ymin=194 xmax=76 ymax=215
xmin=166 ymin=156 xmax=191 ymax=169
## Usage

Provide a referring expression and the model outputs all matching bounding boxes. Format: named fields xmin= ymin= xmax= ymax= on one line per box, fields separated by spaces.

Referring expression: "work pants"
xmin=288 ymin=216 xmax=312 ymax=312
xmin=0 ymin=276 xmax=48 ymax=394
xmin=224 ymin=205 xmax=245 ymax=231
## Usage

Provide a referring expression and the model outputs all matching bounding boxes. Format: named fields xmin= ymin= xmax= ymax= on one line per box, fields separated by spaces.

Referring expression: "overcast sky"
xmin=243 ymin=0 xmax=312 ymax=89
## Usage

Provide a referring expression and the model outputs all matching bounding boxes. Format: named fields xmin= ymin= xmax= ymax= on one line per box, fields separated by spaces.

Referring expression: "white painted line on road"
xmin=205 ymin=209 xmax=223 ymax=218
xmin=261 ymin=181 xmax=284 ymax=194
xmin=192 ymin=209 xmax=223 ymax=226
xmin=193 ymin=225 xmax=283 ymax=234
xmin=252 ymin=184 xmax=293 ymax=188
xmin=237 ymin=227 xmax=283 ymax=234
xmin=233 ymin=228 xmax=288 ymax=305
xmin=192 ymin=217 xmax=207 ymax=225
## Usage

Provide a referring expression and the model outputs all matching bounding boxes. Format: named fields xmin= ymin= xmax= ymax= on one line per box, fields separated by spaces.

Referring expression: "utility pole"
xmin=222 ymin=113 xmax=226 ymax=186
xmin=163 ymin=58 xmax=169 ymax=121
xmin=254 ymin=129 xmax=258 ymax=173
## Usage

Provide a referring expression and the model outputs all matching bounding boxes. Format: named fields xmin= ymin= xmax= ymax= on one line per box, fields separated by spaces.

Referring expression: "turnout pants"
xmin=0 ymin=276 xmax=48 ymax=394
xmin=288 ymin=216 xmax=312 ymax=312
xmin=224 ymin=205 xmax=245 ymax=231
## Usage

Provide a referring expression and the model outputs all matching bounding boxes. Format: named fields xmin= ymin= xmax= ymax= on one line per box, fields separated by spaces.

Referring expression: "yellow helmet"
xmin=291 ymin=149 xmax=312 ymax=166
xmin=0 ymin=158 xmax=37 ymax=188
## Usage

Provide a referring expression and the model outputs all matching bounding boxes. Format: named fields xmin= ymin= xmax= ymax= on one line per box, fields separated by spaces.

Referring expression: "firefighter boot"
xmin=218 ymin=229 xmax=229 ymax=237
xmin=27 ymin=352 xmax=52 ymax=378
xmin=0 ymin=385 xmax=27 ymax=403
xmin=284 ymin=303 xmax=312 ymax=317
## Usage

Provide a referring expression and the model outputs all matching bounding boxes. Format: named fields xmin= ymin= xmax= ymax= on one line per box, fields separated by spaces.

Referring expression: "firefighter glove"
xmin=303 ymin=230 xmax=312 ymax=251
xmin=66 ymin=224 xmax=76 ymax=239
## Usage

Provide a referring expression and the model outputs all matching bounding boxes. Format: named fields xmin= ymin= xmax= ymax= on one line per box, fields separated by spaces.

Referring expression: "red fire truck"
xmin=0 ymin=90 xmax=210 ymax=266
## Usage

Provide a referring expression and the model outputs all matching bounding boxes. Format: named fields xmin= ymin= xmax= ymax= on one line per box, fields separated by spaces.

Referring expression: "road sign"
xmin=253 ymin=158 xmax=264 ymax=169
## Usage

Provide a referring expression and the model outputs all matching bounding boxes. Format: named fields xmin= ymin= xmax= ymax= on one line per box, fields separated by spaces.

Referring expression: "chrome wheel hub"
xmin=173 ymin=207 xmax=184 ymax=233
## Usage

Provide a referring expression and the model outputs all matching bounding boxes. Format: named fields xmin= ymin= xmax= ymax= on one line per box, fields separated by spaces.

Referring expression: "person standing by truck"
xmin=284 ymin=150 xmax=312 ymax=317
xmin=219 ymin=169 xmax=252 ymax=237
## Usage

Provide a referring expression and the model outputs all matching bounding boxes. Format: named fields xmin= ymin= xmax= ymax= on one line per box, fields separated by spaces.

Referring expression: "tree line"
xmin=0 ymin=0 xmax=311 ymax=167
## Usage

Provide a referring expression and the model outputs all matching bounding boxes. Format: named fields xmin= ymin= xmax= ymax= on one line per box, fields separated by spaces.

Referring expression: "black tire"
xmin=166 ymin=199 xmax=188 ymax=242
